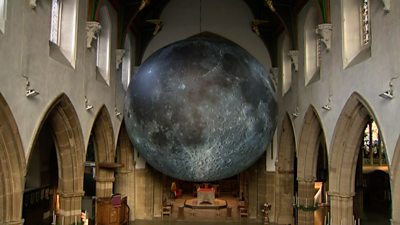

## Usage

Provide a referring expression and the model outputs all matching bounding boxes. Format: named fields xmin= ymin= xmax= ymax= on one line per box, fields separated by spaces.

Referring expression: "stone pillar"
xmin=329 ymin=192 xmax=354 ymax=225
xmin=59 ymin=191 xmax=84 ymax=225
xmin=297 ymin=179 xmax=315 ymax=225
xmin=275 ymin=170 xmax=294 ymax=224
xmin=248 ymin=165 xmax=258 ymax=219
xmin=152 ymin=172 xmax=163 ymax=218
xmin=265 ymin=171 xmax=276 ymax=223
xmin=96 ymin=176 xmax=114 ymax=197
xmin=135 ymin=169 xmax=154 ymax=220
xmin=392 ymin=219 xmax=400 ymax=225
xmin=115 ymin=168 xmax=136 ymax=220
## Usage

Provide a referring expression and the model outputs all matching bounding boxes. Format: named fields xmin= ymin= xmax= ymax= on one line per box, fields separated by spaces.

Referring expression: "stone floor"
xmin=127 ymin=194 xmax=390 ymax=225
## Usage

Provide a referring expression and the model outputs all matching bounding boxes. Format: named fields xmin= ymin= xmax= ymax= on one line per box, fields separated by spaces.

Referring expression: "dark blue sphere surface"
xmin=124 ymin=35 xmax=277 ymax=181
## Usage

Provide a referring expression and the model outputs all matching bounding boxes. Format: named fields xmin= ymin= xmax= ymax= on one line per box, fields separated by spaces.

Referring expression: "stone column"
xmin=248 ymin=165 xmax=258 ymax=219
xmin=96 ymin=176 xmax=114 ymax=197
xmin=275 ymin=170 xmax=294 ymax=224
xmin=329 ymin=192 xmax=354 ymax=225
xmin=59 ymin=191 xmax=84 ymax=225
xmin=153 ymin=172 xmax=163 ymax=218
xmin=392 ymin=219 xmax=400 ymax=225
xmin=115 ymin=168 xmax=136 ymax=220
xmin=297 ymin=179 xmax=315 ymax=225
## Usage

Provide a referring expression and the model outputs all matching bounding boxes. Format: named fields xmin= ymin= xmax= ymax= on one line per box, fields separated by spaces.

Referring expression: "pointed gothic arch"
xmin=391 ymin=136 xmax=400 ymax=224
xmin=114 ymin=122 xmax=136 ymax=220
xmin=27 ymin=93 xmax=85 ymax=225
xmin=329 ymin=92 xmax=389 ymax=224
xmin=0 ymin=94 xmax=26 ymax=225
xmin=276 ymin=113 xmax=296 ymax=224
xmin=90 ymin=105 xmax=115 ymax=197
xmin=297 ymin=105 xmax=328 ymax=225
xmin=298 ymin=105 xmax=327 ymax=180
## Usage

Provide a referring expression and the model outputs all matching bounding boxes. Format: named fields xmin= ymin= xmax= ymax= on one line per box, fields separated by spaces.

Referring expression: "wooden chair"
xmin=239 ymin=207 xmax=248 ymax=218
xmin=162 ymin=205 xmax=172 ymax=218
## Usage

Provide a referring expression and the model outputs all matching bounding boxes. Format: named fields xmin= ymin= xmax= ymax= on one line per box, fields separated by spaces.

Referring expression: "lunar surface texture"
xmin=124 ymin=35 xmax=277 ymax=182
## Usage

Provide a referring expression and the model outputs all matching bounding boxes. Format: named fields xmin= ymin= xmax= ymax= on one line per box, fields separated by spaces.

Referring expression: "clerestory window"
xmin=49 ymin=0 xmax=78 ymax=68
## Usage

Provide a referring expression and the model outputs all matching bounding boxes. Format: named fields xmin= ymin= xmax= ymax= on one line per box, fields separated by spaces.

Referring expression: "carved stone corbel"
xmin=29 ymin=0 xmax=37 ymax=9
xmin=116 ymin=49 xmax=126 ymax=69
xmin=378 ymin=0 xmax=390 ymax=12
xmin=86 ymin=21 xmax=102 ymax=49
xmin=316 ymin=23 xmax=332 ymax=51
xmin=288 ymin=50 xmax=298 ymax=72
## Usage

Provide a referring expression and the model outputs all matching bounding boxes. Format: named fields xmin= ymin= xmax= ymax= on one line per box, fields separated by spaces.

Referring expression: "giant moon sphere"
xmin=124 ymin=35 xmax=277 ymax=182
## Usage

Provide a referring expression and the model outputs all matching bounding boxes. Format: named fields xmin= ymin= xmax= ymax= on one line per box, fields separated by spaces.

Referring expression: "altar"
xmin=197 ymin=187 xmax=215 ymax=204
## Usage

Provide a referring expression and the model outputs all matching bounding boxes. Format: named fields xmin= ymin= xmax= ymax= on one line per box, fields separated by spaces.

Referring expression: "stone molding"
xmin=58 ymin=191 xmax=85 ymax=198
xmin=328 ymin=191 xmax=355 ymax=198
xmin=95 ymin=176 xmax=115 ymax=182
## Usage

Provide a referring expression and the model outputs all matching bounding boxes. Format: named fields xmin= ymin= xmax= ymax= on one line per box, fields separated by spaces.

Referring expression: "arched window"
xmin=0 ymin=0 xmax=7 ymax=33
xmin=342 ymin=0 xmax=371 ymax=68
xmin=304 ymin=5 xmax=320 ymax=85
xmin=281 ymin=33 xmax=292 ymax=96
xmin=49 ymin=0 xmax=78 ymax=67
xmin=122 ymin=35 xmax=133 ymax=90
xmin=96 ymin=6 xmax=111 ymax=86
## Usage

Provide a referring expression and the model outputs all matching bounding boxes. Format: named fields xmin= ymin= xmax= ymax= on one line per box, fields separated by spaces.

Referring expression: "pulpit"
xmin=96 ymin=195 xmax=129 ymax=225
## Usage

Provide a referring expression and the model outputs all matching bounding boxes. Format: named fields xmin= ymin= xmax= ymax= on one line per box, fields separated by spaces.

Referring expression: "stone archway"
xmin=114 ymin=122 xmax=136 ymax=220
xmin=391 ymin=136 xmax=400 ymax=225
xmin=276 ymin=113 xmax=296 ymax=224
xmin=90 ymin=106 xmax=115 ymax=197
xmin=297 ymin=106 xmax=327 ymax=225
xmin=329 ymin=93 xmax=379 ymax=225
xmin=0 ymin=94 xmax=26 ymax=225
xmin=28 ymin=94 xmax=85 ymax=225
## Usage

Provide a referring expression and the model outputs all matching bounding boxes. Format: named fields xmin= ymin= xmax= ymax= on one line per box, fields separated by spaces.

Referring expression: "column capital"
xmin=297 ymin=177 xmax=316 ymax=183
xmin=59 ymin=191 xmax=85 ymax=198
xmin=95 ymin=176 xmax=115 ymax=182
xmin=328 ymin=191 xmax=355 ymax=198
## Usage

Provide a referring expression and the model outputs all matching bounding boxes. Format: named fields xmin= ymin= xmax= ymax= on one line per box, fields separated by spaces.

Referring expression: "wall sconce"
xmin=291 ymin=107 xmax=300 ymax=118
xmin=115 ymin=107 xmax=122 ymax=118
xmin=379 ymin=76 xmax=398 ymax=100
xmin=379 ymin=90 xmax=393 ymax=100
xmin=322 ymin=96 xmax=332 ymax=111
xmin=85 ymin=96 xmax=93 ymax=111
xmin=23 ymin=75 xmax=39 ymax=98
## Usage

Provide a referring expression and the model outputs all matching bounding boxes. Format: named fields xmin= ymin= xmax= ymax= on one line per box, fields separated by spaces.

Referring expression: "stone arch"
xmin=298 ymin=105 xmax=326 ymax=180
xmin=275 ymin=113 xmax=296 ymax=224
xmin=391 ymin=136 xmax=400 ymax=224
xmin=297 ymin=105 xmax=327 ymax=225
xmin=90 ymin=105 xmax=115 ymax=197
xmin=329 ymin=92 xmax=382 ymax=224
xmin=114 ymin=122 xmax=136 ymax=220
xmin=0 ymin=94 xmax=26 ymax=225
xmin=29 ymin=93 xmax=84 ymax=224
